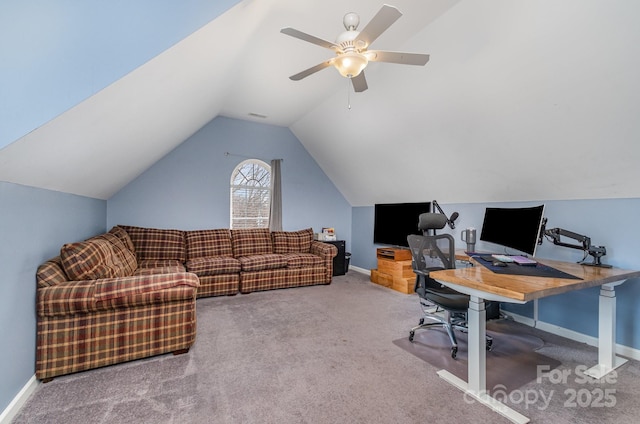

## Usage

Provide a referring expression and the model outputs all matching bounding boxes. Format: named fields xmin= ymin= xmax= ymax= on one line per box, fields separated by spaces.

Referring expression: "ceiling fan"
xmin=280 ymin=4 xmax=430 ymax=93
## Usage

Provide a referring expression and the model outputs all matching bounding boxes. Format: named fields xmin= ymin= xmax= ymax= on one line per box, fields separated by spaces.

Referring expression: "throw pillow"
xmin=95 ymin=232 xmax=138 ymax=276
xmin=60 ymin=239 xmax=121 ymax=281
xmin=108 ymin=225 xmax=136 ymax=252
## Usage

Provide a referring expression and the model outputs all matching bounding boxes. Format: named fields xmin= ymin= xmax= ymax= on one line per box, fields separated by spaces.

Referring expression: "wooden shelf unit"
xmin=370 ymin=247 xmax=415 ymax=294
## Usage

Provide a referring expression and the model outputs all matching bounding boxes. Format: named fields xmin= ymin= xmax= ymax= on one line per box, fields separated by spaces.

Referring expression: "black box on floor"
xmin=323 ymin=240 xmax=346 ymax=276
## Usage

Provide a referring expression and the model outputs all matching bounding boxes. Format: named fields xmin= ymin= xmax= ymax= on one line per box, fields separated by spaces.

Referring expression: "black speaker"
xmin=324 ymin=240 xmax=346 ymax=276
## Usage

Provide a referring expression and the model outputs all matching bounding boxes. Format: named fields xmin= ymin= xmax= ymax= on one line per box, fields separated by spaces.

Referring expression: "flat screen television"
xmin=373 ymin=202 xmax=431 ymax=247
xmin=479 ymin=204 xmax=546 ymax=256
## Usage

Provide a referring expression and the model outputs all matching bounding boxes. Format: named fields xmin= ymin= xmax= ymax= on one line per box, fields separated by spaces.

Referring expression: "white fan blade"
xmin=280 ymin=27 xmax=339 ymax=51
xmin=367 ymin=50 xmax=430 ymax=66
xmin=351 ymin=72 xmax=368 ymax=92
xmin=289 ymin=59 xmax=334 ymax=81
xmin=357 ymin=5 xmax=402 ymax=47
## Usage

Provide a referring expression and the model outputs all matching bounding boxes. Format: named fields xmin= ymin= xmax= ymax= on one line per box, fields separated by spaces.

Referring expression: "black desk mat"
xmin=467 ymin=253 xmax=582 ymax=280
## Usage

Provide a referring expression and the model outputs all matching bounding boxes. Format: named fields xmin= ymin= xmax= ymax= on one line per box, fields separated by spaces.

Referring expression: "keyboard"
xmin=511 ymin=255 xmax=538 ymax=266
xmin=491 ymin=254 xmax=514 ymax=263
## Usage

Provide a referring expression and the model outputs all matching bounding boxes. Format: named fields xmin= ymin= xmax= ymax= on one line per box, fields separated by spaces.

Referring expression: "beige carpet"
xmin=393 ymin=319 xmax=562 ymax=394
xmin=11 ymin=272 xmax=640 ymax=424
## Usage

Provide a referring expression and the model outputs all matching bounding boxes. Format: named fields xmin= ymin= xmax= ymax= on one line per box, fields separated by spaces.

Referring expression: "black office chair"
xmin=407 ymin=213 xmax=493 ymax=359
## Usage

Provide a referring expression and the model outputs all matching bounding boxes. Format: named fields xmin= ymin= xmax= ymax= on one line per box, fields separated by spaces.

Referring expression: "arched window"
xmin=230 ymin=159 xmax=271 ymax=229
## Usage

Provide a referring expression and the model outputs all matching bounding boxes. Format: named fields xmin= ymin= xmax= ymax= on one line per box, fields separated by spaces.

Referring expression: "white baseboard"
xmin=0 ymin=375 xmax=38 ymax=424
xmin=507 ymin=312 xmax=640 ymax=362
xmin=349 ymin=265 xmax=370 ymax=275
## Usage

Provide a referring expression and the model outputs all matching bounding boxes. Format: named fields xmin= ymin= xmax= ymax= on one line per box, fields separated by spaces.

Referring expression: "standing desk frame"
xmin=431 ymin=255 xmax=640 ymax=424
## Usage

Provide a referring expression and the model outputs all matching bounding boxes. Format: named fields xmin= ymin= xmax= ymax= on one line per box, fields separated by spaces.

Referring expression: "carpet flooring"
xmin=12 ymin=272 xmax=640 ymax=423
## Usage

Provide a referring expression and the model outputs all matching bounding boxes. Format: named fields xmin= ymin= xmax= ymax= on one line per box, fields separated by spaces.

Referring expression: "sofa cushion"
xmin=297 ymin=228 xmax=314 ymax=253
xmin=60 ymin=239 xmax=123 ymax=281
xmin=119 ymin=225 xmax=186 ymax=262
xmin=185 ymin=229 xmax=233 ymax=259
xmin=231 ymin=228 xmax=272 ymax=257
xmin=137 ymin=259 xmax=185 ymax=270
xmin=92 ymin=232 xmax=137 ymax=276
xmin=238 ymin=254 xmax=287 ymax=272
xmin=133 ymin=265 xmax=186 ymax=276
xmin=272 ymin=228 xmax=314 ymax=254
xmin=186 ymin=257 xmax=241 ymax=276
xmin=283 ymin=253 xmax=324 ymax=268
xmin=108 ymin=225 xmax=135 ymax=253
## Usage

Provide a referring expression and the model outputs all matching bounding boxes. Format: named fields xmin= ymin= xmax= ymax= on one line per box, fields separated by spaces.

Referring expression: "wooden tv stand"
xmin=370 ymin=247 xmax=415 ymax=294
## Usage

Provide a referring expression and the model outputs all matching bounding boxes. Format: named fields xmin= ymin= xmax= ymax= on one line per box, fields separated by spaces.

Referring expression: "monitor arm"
xmin=540 ymin=218 xmax=611 ymax=268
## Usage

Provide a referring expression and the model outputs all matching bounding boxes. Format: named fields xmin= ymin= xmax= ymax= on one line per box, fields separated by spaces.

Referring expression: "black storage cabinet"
xmin=323 ymin=240 xmax=347 ymax=276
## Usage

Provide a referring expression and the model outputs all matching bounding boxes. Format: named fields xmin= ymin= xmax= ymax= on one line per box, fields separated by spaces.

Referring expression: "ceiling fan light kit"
xmin=334 ymin=52 xmax=368 ymax=78
xmin=281 ymin=4 xmax=430 ymax=92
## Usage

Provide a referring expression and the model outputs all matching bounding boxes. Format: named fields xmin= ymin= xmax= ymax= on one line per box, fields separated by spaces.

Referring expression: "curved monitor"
xmin=480 ymin=204 xmax=545 ymax=256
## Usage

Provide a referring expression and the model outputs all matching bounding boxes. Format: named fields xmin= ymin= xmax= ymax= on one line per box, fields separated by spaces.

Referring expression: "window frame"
xmin=229 ymin=159 xmax=272 ymax=229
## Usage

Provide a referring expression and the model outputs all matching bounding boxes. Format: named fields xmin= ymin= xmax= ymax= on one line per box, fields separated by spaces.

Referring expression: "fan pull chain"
xmin=347 ymin=78 xmax=351 ymax=110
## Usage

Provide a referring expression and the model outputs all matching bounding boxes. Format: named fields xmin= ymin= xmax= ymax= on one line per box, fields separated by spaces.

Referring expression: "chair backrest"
xmin=407 ymin=233 xmax=456 ymax=297
xmin=407 ymin=233 xmax=456 ymax=274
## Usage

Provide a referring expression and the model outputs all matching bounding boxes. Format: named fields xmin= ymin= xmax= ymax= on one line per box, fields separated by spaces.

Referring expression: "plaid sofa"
xmin=35 ymin=227 xmax=199 ymax=380
xmin=35 ymin=225 xmax=336 ymax=379
xmin=119 ymin=225 xmax=338 ymax=296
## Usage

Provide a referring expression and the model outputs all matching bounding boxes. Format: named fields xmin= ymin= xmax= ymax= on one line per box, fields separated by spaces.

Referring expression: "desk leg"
xmin=437 ymin=296 xmax=529 ymax=424
xmin=467 ymin=296 xmax=486 ymax=393
xmin=584 ymin=282 xmax=628 ymax=379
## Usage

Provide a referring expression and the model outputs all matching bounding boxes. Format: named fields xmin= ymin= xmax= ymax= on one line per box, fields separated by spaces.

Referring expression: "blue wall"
xmin=3 ymin=128 xmax=640 ymax=415
xmin=107 ymin=116 xmax=352 ymax=246
xmin=0 ymin=182 xmax=105 ymax=414
xmin=352 ymin=198 xmax=640 ymax=347
xmin=1 ymin=116 xmax=352 ymax=415
xmin=0 ymin=0 xmax=240 ymax=149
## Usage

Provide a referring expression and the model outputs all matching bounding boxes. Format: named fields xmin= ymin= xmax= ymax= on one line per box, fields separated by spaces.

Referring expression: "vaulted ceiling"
xmin=1 ymin=0 xmax=639 ymax=205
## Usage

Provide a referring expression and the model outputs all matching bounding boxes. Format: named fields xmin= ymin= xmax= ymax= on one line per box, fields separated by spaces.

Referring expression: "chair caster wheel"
xmin=451 ymin=347 xmax=458 ymax=359
xmin=409 ymin=331 xmax=415 ymax=342
xmin=419 ymin=318 xmax=424 ymax=325
xmin=486 ymin=339 xmax=493 ymax=351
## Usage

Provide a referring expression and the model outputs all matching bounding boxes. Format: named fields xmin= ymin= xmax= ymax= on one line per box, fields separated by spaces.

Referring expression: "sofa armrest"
xmin=310 ymin=241 xmax=338 ymax=283
xmin=310 ymin=241 xmax=338 ymax=258
xmin=38 ymin=273 xmax=199 ymax=317
xmin=94 ymin=272 xmax=198 ymax=300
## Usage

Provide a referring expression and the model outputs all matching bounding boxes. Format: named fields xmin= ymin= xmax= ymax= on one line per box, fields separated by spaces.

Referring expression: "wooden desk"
xmin=430 ymin=256 xmax=640 ymax=424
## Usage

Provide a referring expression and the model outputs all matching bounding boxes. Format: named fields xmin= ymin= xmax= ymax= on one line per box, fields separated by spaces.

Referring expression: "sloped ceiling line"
xmin=2 ymin=1 xmax=639 ymax=205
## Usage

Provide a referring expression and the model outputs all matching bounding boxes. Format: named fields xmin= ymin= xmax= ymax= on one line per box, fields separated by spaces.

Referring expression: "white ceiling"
xmin=1 ymin=0 xmax=639 ymax=205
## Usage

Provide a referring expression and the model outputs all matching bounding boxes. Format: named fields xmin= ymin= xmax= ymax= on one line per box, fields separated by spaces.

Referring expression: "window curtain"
xmin=269 ymin=159 xmax=283 ymax=231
